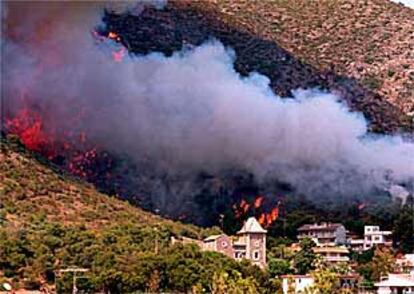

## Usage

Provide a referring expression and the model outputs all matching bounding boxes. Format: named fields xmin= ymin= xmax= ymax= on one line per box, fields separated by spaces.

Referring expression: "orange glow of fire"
xmin=240 ymin=199 xmax=250 ymax=213
xmin=358 ymin=203 xmax=366 ymax=210
xmin=112 ymin=47 xmax=126 ymax=62
xmin=258 ymin=213 xmax=265 ymax=225
xmin=108 ymin=31 xmax=121 ymax=42
xmin=233 ymin=196 xmax=281 ymax=228
xmin=258 ymin=206 xmax=279 ymax=228
xmin=91 ymin=30 xmax=127 ymax=63
xmin=5 ymin=105 xmax=112 ymax=181
xmin=3 ymin=16 xmax=115 ymax=187
xmin=254 ymin=195 xmax=264 ymax=208
xmin=5 ymin=108 xmax=56 ymax=159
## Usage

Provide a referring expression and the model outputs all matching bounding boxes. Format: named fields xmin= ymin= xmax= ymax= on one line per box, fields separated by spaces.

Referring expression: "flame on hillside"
xmin=3 ymin=27 xmax=126 ymax=180
xmin=233 ymin=196 xmax=281 ymax=228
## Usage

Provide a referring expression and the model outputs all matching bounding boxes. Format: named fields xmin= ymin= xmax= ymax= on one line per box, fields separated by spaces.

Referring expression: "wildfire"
xmin=107 ymin=31 xmax=121 ymax=42
xmin=233 ymin=195 xmax=281 ymax=228
xmin=4 ymin=104 xmax=112 ymax=181
xmin=240 ymin=199 xmax=250 ymax=213
xmin=358 ymin=202 xmax=366 ymax=210
xmin=254 ymin=195 xmax=264 ymax=208
xmin=2 ymin=4 xmax=125 ymax=207
xmin=5 ymin=108 xmax=56 ymax=158
xmin=91 ymin=30 xmax=127 ymax=62
xmin=112 ymin=47 xmax=126 ymax=62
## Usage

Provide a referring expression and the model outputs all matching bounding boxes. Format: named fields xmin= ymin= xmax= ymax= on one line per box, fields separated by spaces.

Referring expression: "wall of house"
xmin=247 ymin=233 xmax=266 ymax=268
xmin=215 ymin=235 xmax=234 ymax=258
xmin=335 ymin=226 xmax=347 ymax=245
xmin=282 ymin=277 xmax=313 ymax=294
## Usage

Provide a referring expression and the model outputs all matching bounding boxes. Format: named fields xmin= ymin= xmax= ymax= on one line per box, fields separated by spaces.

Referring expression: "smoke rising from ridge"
xmin=2 ymin=2 xmax=414 ymax=207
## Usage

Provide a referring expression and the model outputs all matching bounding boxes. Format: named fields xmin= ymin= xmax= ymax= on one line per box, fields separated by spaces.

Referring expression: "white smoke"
xmin=3 ymin=2 xmax=414 ymax=200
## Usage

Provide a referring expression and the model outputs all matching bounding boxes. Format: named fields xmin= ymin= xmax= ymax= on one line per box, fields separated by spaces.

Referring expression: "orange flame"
xmin=108 ymin=31 xmax=121 ymax=42
xmin=233 ymin=196 xmax=281 ymax=228
xmin=258 ymin=213 xmax=265 ymax=225
xmin=257 ymin=205 xmax=279 ymax=228
xmin=270 ymin=206 xmax=279 ymax=220
xmin=240 ymin=199 xmax=250 ymax=213
xmin=5 ymin=108 xmax=56 ymax=158
xmin=254 ymin=195 xmax=264 ymax=208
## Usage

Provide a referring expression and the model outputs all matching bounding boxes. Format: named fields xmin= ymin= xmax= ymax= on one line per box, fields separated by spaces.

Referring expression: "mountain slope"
xmin=2 ymin=136 xmax=279 ymax=293
xmin=0 ymin=136 xmax=209 ymax=237
xmin=215 ymin=0 xmax=414 ymax=115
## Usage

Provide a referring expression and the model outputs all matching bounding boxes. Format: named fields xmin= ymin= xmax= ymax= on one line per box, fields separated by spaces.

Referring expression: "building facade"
xmin=396 ymin=254 xmax=414 ymax=273
xmin=202 ymin=217 xmax=267 ymax=268
xmin=363 ymin=225 xmax=392 ymax=251
xmin=297 ymin=222 xmax=347 ymax=246
xmin=281 ymin=274 xmax=359 ymax=294
xmin=203 ymin=234 xmax=234 ymax=258
xmin=313 ymin=246 xmax=350 ymax=265
xmin=375 ymin=272 xmax=414 ymax=294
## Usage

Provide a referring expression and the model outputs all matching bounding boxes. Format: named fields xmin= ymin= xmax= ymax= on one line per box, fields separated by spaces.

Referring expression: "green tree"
xmin=393 ymin=197 xmax=414 ymax=253
xmin=211 ymin=271 xmax=258 ymax=294
xmin=305 ymin=267 xmax=339 ymax=294
xmin=369 ymin=247 xmax=395 ymax=281
xmin=293 ymin=238 xmax=316 ymax=274
xmin=268 ymin=258 xmax=292 ymax=276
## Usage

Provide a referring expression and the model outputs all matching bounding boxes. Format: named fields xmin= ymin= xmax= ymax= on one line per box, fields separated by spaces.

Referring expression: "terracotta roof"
xmin=237 ymin=217 xmax=267 ymax=234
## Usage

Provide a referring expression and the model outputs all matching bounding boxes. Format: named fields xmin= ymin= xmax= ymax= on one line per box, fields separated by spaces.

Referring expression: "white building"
xmin=364 ymin=226 xmax=392 ymax=251
xmin=348 ymin=238 xmax=365 ymax=253
xmin=297 ymin=223 xmax=347 ymax=246
xmin=396 ymin=254 xmax=414 ymax=273
xmin=281 ymin=274 xmax=359 ymax=294
xmin=281 ymin=275 xmax=313 ymax=293
xmin=375 ymin=272 xmax=414 ymax=294
xmin=313 ymin=246 xmax=350 ymax=265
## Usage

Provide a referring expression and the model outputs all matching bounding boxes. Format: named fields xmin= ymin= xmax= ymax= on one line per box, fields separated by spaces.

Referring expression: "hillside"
xmin=215 ymin=0 xmax=414 ymax=117
xmin=105 ymin=0 xmax=413 ymax=133
xmin=0 ymin=136 xmax=209 ymax=237
xmin=1 ymin=136 xmax=278 ymax=292
xmin=1 ymin=1 xmax=414 ymax=291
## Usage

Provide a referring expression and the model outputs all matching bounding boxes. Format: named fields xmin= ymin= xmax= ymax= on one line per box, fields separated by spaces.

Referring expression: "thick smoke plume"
xmin=2 ymin=2 xmax=413 ymax=211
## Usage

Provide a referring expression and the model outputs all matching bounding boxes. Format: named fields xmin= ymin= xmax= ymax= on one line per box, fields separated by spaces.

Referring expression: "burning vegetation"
xmin=2 ymin=1 xmax=413 ymax=230
xmin=233 ymin=196 xmax=281 ymax=228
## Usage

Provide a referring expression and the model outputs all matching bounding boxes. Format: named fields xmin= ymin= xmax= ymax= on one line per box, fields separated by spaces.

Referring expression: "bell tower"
xmin=237 ymin=217 xmax=267 ymax=268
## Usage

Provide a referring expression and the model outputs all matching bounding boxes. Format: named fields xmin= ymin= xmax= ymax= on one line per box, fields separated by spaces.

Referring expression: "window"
xmin=254 ymin=240 xmax=260 ymax=247
xmin=222 ymin=241 xmax=228 ymax=248
xmin=253 ymin=251 xmax=260 ymax=260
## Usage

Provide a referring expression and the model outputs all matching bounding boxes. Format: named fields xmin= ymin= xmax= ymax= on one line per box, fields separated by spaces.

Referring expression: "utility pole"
xmin=57 ymin=268 xmax=89 ymax=294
